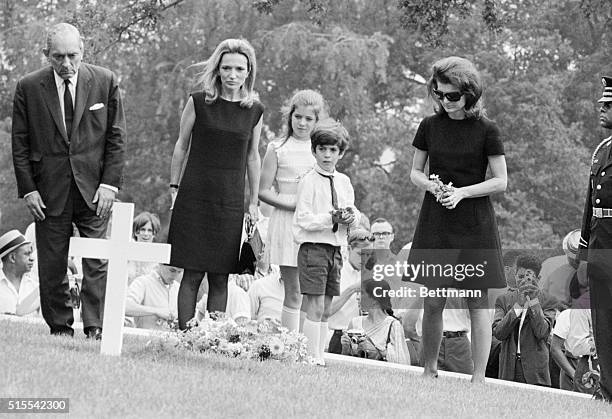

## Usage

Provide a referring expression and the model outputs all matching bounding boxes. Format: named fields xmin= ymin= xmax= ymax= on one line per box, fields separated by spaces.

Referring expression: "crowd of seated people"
xmin=1 ymin=206 xmax=601 ymax=389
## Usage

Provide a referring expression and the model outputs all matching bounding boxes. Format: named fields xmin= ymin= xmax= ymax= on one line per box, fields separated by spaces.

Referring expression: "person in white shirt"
xmin=248 ymin=269 xmax=283 ymax=322
xmin=125 ymin=264 xmax=183 ymax=330
xmin=413 ymin=296 xmax=472 ymax=372
xmin=0 ymin=230 xmax=39 ymax=317
xmin=325 ymin=228 xmax=372 ymax=353
xmin=551 ymin=308 xmax=575 ymax=390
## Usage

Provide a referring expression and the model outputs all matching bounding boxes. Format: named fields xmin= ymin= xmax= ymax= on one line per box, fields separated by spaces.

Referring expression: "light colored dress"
xmin=266 ymin=137 xmax=315 ymax=266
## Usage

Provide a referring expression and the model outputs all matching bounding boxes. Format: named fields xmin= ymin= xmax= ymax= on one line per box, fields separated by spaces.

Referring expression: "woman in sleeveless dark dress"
xmin=406 ymin=57 xmax=507 ymax=382
xmin=168 ymin=39 xmax=263 ymax=330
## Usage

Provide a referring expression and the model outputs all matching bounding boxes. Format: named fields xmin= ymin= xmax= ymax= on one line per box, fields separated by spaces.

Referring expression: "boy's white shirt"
xmin=293 ymin=164 xmax=360 ymax=247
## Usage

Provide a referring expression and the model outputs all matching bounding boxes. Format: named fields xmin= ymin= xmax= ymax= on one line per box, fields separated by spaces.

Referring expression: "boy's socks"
xmin=303 ymin=318 xmax=321 ymax=359
xmin=281 ymin=306 xmax=300 ymax=332
xmin=319 ymin=321 xmax=329 ymax=358
xmin=299 ymin=310 xmax=306 ymax=333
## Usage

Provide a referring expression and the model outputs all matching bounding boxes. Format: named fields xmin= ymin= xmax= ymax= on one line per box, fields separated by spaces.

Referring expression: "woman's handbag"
xmin=238 ymin=215 xmax=264 ymax=275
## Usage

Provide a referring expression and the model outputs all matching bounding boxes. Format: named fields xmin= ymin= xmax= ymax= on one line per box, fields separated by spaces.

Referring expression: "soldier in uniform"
xmin=578 ymin=76 xmax=612 ymax=402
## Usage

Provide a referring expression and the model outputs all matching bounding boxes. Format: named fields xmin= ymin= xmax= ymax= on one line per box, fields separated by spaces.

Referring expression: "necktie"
xmin=64 ymin=79 xmax=73 ymax=138
xmin=319 ymin=172 xmax=339 ymax=232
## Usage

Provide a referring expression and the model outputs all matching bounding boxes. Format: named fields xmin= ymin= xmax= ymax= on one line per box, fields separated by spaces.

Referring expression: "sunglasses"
xmin=432 ymin=89 xmax=464 ymax=102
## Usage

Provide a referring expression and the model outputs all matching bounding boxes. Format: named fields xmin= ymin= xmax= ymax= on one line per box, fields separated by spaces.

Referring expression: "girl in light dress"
xmin=258 ymin=90 xmax=328 ymax=331
xmin=341 ymin=279 xmax=411 ymax=365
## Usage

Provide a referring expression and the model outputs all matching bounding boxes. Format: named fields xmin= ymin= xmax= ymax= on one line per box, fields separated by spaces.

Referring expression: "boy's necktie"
xmin=64 ymin=79 xmax=74 ymax=139
xmin=318 ymin=172 xmax=339 ymax=232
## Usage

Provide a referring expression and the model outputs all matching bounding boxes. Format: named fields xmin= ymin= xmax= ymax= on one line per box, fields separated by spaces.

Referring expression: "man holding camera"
xmin=493 ymin=254 xmax=558 ymax=385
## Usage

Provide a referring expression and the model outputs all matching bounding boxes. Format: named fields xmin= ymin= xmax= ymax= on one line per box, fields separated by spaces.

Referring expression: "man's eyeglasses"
xmin=432 ymin=90 xmax=464 ymax=102
xmin=372 ymin=232 xmax=393 ymax=238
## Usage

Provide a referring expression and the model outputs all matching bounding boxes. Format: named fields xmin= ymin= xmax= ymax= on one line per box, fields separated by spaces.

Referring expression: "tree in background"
xmin=1 ymin=0 xmax=610 ymax=251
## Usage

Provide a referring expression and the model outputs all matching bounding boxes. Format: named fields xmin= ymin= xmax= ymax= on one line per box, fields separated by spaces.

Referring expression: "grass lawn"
xmin=1 ymin=319 xmax=611 ymax=418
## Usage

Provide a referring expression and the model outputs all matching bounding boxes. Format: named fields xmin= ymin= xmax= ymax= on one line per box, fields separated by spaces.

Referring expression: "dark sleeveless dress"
xmin=405 ymin=113 xmax=506 ymax=290
xmin=168 ymin=93 xmax=264 ymax=273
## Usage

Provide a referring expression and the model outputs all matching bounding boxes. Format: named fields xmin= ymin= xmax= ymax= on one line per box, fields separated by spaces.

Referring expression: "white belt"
xmin=593 ymin=207 xmax=612 ymax=218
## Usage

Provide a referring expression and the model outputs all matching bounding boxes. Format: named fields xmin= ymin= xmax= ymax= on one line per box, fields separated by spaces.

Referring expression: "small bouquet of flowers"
xmin=429 ymin=174 xmax=454 ymax=203
xmin=147 ymin=315 xmax=309 ymax=363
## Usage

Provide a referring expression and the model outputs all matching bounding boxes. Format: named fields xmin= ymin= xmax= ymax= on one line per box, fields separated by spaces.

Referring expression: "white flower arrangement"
xmin=147 ymin=314 xmax=309 ymax=363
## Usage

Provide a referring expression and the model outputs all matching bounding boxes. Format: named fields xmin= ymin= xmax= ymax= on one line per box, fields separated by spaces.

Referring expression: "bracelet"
xmin=170 ymin=184 xmax=179 ymax=189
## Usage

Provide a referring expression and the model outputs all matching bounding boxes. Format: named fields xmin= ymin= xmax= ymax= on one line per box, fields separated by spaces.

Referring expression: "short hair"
xmin=132 ymin=212 xmax=161 ymax=240
xmin=280 ymin=90 xmax=328 ymax=146
xmin=515 ymin=253 xmax=542 ymax=277
xmin=348 ymin=228 xmax=373 ymax=247
xmin=194 ymin=38 xmax=257 ymax=108
xmin=502 ymin=249 xmax=523 ymax=268
xmin=371 ymin=217 xmax=393 ymax=233
xmin=310 ymin=118 xmax=349 ymax=153
xmin=427 ymin=56 xmax=485 ymax=119
xmin=45 ymin=23 xmax=82 ymax=53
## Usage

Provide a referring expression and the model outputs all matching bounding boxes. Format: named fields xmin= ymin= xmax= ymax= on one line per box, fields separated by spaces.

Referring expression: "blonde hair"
xmin=194 ymin=38 xmax=257 ymax=108
xmin=427 ymin=56 xmax=486 ymax=119
xmin=279 ymin=89 xmax=328 ymax=147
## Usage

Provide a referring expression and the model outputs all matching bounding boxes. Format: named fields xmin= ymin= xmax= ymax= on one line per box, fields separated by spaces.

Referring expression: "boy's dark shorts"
xmin=297 ymin=242 xmax=342 ymax=296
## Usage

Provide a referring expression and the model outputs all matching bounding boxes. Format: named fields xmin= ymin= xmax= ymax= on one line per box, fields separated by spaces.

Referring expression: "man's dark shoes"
xmin=86 ymin=327 xmax=102 ymax=340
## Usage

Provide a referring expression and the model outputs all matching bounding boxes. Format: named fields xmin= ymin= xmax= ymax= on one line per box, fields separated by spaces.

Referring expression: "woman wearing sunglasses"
xmin=406 ymin=56 xmax=507 ymax=383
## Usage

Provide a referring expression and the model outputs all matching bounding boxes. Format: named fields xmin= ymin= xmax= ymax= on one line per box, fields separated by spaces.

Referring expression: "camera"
xmin=332 ymin=207 xmax=353 ymax=219
xmin=347 ymin=328 xmax=365 ymax=344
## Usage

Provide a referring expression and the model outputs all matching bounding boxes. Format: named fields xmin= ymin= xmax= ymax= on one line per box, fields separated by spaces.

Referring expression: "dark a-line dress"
xmin=405 ymin=113 xmax=506 ymax=290
xmin=168 ymin=92 xmax=264 ymax=273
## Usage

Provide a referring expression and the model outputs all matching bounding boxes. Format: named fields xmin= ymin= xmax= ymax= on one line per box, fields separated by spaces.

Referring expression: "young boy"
xmin=493 ymin=254 xmax=558 ymax=385
xmin=293 ymin=118 xmax=361 ymax=366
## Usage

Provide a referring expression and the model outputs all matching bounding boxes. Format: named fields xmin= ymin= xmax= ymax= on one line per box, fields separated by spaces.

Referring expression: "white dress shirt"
xmin=293 ymin=165 xmax=360 ymax=247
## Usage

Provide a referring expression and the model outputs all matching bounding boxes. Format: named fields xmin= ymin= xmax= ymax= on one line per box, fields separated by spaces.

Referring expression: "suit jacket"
xmin=12 ymin=63 xmax=126 ymax=216
xmin=493 ymin=291 xmax=558 ymax=386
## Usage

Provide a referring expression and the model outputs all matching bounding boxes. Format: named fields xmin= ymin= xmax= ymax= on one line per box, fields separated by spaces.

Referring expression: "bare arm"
xmin=455 ymin=155 xmax=507 ymax=198
xmin=258 ymin=143 xmax=296 ymax=211
xmin=246 ymin=116 xmax=263 ymax=220
xmin=410 ymin=149 xmax=438 ymax=194
xmin=170 ymin=97 xmax=195 ymax=186
xmin=551 ymin=335 xmax=575 ymax=378
xmin=328 ymin=282 xmax=360 ymax=317
xmin=125 ymin=299 xmax=170 ymax=319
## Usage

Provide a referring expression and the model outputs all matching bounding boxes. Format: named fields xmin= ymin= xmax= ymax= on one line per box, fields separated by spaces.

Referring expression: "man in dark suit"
xmin=11 ymin=23 xmax=126 ymax=338
xmin=493 ymin=254 xmax=558 ymax=386
xmin=578 ymin=76 xmax=612 ymax=402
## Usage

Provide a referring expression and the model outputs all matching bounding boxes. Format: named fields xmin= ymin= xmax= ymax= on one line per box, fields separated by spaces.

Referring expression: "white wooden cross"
xmin=69 ymin=202 xmax=171 ymax=355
